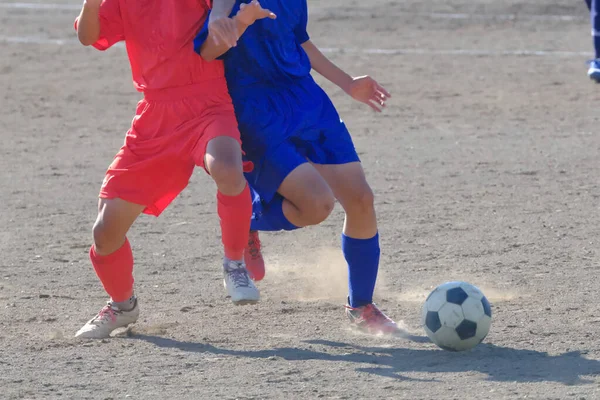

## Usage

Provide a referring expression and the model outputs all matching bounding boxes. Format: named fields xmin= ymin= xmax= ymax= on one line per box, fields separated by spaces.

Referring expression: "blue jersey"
xmin=194 ymin=0 xmax=359 ymax=207
xmin=194 ymin=0 xmax=312 ymax=92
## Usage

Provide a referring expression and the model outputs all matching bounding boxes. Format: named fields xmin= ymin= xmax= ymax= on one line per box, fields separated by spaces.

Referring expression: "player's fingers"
xmin=266 ymin=10 xmax=277 ymax=19
xmin=259 ymin=9 xmax=276 ymax=19
xmin=375 ymin=83 xmax=391 ymax=98
xmin=370 ymin=94 xmax=386 ymax=106
xmin=225 ymin=20 xmax=238 ymax=46
xmin=375 ymin=90 xmax=389 ymax=101
xmin=367 ymin=100 xmax=382 ymax=112
xmin=215 ymin=30 xmax=233 ymax=48
xmin=211 ymin=29 xmax=226 ymax=46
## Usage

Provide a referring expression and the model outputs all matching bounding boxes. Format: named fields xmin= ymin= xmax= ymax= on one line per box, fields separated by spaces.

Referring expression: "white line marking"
xmin=0 ymin=2 xmax=80 ymax=10
xmin=0 ymin=2 xmax=587 ymax=22
xmin=0 ymin=35 xmax=590 ymax=58
xmin=321 ymin=47 xmax=592 ymax=57
xmin=310 ymin=10 xmax=585 ymax=22
xmin=0 ymin=35 xmax=75 ymax=45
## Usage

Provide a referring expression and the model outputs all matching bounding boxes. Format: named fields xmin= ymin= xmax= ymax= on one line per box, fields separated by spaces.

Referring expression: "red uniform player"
xmin=74 ymin=0 xmax=264 ymax=339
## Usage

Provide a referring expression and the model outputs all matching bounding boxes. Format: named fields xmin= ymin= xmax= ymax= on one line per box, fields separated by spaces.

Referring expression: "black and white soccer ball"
xmin=421 ymin=281 xmax=492 ymax=351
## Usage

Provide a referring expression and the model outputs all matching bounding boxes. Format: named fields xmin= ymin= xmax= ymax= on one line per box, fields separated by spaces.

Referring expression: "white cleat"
xmin=75 ymin=300 xmax=139 ymax=339
xmin=223 ymin=259 xmax=260 ymax=305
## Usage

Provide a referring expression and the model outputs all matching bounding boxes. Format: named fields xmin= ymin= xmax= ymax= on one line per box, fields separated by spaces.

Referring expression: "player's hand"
xmin=345 ymin=76 xmax=391 ymax=112
xmin=236 ymin=0 xmax=276 ymax=26
xmin=208 ymin=15 xmax=239 ymax=47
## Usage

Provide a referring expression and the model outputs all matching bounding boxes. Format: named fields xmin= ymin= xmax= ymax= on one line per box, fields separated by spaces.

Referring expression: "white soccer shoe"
xmin=75 ymin=300 xmax=139 ymax=339
xmin=223 ymin=259 xmax=260 ymax=305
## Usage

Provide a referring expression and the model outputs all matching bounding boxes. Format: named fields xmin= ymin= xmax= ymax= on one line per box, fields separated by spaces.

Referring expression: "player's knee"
xmin=301 ymin=193 xmax=335 ymax=225
xmin=345 ymin=185 xmax=375 ymax=216
xmin=92 ymin=218 xmax=123 ymax=255
xmin=209 ymin=159 xmax=245 ymax=196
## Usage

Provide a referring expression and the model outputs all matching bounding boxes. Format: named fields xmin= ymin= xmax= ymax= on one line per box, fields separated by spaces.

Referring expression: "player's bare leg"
xmin=205 ymin=136 xmax=258 ymax=305
xmin=243 ymin=163 xmax=335 ymax=280
xmin=277 ymin=163 xmax=336 ymax=227
xmin=313 ymin=161 xmax=398 ymax=334
xmin=76 ymin=198 xmax=144 ymax=339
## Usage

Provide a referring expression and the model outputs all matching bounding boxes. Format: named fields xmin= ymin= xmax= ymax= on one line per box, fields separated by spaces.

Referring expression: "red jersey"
xmin=75 ymin=0 xmax=222 ymax=92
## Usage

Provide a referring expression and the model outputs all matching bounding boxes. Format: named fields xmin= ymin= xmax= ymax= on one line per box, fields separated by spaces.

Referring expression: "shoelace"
xmin=226 ymin=263 xmax=252 ymax=288
xmin=94 ymin=304 xmax=118 ymax=323
xmin=247 ymin=232 xmax=261 ymax=260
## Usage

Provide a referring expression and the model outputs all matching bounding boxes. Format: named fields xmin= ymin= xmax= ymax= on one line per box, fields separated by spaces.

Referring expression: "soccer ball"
xmin=421 ymin=281 xmax=492 ymax=351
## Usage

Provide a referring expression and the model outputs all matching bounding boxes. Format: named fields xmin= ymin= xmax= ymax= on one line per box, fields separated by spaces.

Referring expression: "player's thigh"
xmin=277 ymin=162 xmax=335 ymax=214
xmin=311 ymin=162 xmax=374 ymax=211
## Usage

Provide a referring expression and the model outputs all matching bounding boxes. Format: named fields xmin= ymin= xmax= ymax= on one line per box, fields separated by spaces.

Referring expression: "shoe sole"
xmin=75 ymin=321 xmax=138 ymax=339
xmin=232 ymin=298 xmax=259 ymax=306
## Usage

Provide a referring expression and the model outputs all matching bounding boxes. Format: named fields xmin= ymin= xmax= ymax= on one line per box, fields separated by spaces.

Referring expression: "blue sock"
xmin=250 ymin=193 xmax=299 ymax=232
xmin=343 ymin=233 xmax=380 ymax=308
xmin=592 ymin=0 xmax=600 ymax=58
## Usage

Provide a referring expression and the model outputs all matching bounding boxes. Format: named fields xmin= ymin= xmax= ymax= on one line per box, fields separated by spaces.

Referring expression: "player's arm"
xmin=200 ymin=18 xmax=250 ymax=62
xmin=301 ymin=40 xmax=391 ymax=112
xmin=208 ymin=0 xmax=238 ymax=47
xmin=199 ymin=0 xmax=276 ymax=61
xmin=76 ymin=0 xmax=103 ymax=45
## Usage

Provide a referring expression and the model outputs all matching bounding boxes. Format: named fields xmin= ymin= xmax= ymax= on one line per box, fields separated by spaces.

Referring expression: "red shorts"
xmin=99 ymin=79 xmax=241 ymax=216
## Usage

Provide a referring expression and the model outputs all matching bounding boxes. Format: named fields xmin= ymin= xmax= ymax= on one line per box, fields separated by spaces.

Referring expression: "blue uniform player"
xmin=196 ymin=0 xmax=397 ymax=334
xmin=585 ymin=0 xmax=600 ymax=82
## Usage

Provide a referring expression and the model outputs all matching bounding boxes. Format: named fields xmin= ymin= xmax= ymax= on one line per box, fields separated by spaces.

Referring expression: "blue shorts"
xmin=232 ymin=76 xmax=360 ymax=203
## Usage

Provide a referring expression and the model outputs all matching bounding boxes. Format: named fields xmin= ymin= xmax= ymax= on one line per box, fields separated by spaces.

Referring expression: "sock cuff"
xmin=341 ymin=232 xmax=379 ymax=246
xmin=90 ymin=238 xmax=131 ymax=265
xmin=217 ymin=183 xmax=250 ymax=202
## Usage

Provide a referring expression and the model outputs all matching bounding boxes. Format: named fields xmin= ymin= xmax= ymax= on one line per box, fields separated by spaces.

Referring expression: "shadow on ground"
xmin=130 ymin=334 xmax=600 ymax=385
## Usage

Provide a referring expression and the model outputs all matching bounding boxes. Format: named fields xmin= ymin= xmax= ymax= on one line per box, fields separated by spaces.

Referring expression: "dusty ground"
xmin=2 ymin=0 xmax=600 ymax=398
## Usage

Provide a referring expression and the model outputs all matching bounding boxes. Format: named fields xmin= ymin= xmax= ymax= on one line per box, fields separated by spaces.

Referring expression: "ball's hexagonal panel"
xmin=481 ymin=295 xmax=492 ymax=318
xmin=438 ymin=302 xmax=464 ymax=328
xmin=455 ymin=319 xmax=478 ymax=340
xmin=446 ymin=287 xmax=468 ymax=305
xmin=476 ymin=315 xmax=492 ymax=341
xmin=425 ymin=289 xmax=447 ymax=312
xmin=459 ymin=282 xmax=484 ymax=300
xmin=462 ymin=296 xmax=485 ymax=321
xmin=425 ymin=311 xmax=442 ymax=333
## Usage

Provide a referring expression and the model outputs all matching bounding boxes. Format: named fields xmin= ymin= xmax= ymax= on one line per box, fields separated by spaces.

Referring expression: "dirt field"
xmin=2 ymin=0 xmax=600 ymax=398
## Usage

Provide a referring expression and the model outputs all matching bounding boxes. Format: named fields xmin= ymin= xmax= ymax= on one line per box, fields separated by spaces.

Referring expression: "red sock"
xmin=90 ymin=238 xmax=134 ymax=302
xmin=217 ymin=184 xmax=252 ymax=260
